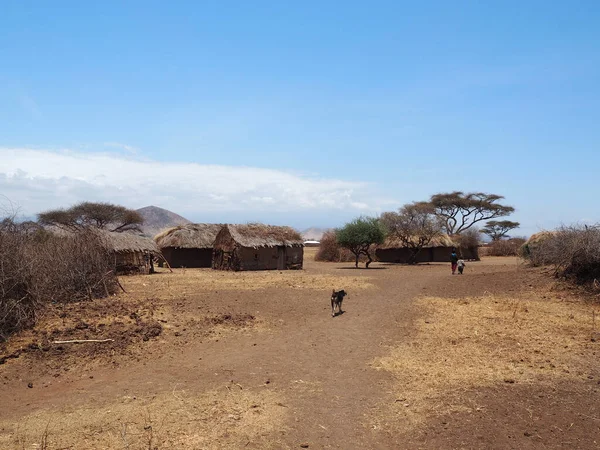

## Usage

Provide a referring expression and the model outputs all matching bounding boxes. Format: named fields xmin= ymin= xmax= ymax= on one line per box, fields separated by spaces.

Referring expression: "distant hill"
xmin=301 ymin=227 xmax=331 ymax=241
xmin=137 ymin=206 xmax=191 ymax=237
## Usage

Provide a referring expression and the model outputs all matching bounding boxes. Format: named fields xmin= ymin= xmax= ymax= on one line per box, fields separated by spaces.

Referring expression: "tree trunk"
xmin=354 ymin=252 xmax=359 ymax=268
xmin=407 ymin=247 xmax=421 ymax=265
xmin=365 ymin=250 xmax=372 ymax=268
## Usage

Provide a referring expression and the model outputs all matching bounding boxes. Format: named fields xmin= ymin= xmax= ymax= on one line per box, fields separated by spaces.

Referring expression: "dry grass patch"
xmin=122 ymin=269 xmax=373 ymax=299
xmin=2 ymin=386 xmax=288 ymax=449
xmin=370 ymin=292 xmax=600 ymax=431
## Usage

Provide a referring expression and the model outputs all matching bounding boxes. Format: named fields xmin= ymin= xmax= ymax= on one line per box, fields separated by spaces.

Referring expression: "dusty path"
xmin=0 ymin=257 xmax=531 ymax=448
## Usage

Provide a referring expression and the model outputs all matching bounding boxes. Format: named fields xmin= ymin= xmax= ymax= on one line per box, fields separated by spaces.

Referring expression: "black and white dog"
xmin=331 ymin=289 xmax=347 ymax=317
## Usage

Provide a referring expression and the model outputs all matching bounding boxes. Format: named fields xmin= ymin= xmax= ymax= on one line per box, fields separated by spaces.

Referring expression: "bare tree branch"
xmin=380 ymin=202 xmax=443 ymax=264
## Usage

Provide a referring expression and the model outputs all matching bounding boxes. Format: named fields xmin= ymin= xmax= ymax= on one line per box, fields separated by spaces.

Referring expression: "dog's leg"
xmin=331 ymin=299 xmax=335 ymax=317
xmin=339 ymin=300 xmax=343 ymax=314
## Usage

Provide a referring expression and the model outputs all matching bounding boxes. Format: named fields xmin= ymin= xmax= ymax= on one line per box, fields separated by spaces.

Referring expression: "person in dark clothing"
xmin=450 ymin=247 xmax=459 ymax=275
xmin=457 ymin=258 xmax=465 ymax=274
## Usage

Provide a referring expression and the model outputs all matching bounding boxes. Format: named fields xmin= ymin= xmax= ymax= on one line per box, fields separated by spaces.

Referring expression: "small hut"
xmin=524 ymin=231 xmax=555 ymax=248
xmin=212 ymin=224 xmax=304 ymax=271
xmin=521 ymin=231 xmax=556 ymax=261
xmin=154 ymin=223 xmax=223 ymax=268
xmin=94 ymin=229 xmax=161 ymax=274
xmin=303 ymin=240 xmax=321 ymax=247
xmin=45 ymin=227 xmax=161 ymax=274
xmin=376 ymin=234 xmax=477 ymax=263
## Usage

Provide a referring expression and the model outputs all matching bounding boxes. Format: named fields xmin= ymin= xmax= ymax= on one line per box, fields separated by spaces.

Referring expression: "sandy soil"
xmin=1 ymin=251 xmax=599 ymax=449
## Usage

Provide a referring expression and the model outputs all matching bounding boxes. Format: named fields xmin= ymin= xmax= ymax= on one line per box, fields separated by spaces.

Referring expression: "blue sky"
xmin=1 ymin=1 xmax=599 ymax=235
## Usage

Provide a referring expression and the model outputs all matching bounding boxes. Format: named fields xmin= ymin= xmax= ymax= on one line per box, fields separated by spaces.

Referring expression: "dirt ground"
xmin=1 ymin=249 xmax=600 ymax=449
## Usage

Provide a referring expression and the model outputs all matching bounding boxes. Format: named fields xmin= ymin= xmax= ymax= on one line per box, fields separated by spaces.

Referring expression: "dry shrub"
xmin=487 ymin=238 xmax=526 ymax=256
xmin=315 ymin=230 xmax=369 ymax=262
xmin=477 ymin=245 xmax=490 ymax=257
xmin=29 ymin=231 xmax=118 ymax=303
xmin=0 ymin=221 xmax=118 ymax=340
xmin=0 ymin=220 xmax=39 ymax=339
xmin=454 ymin=228 xmax=481 ymax=260
xmin=527 ymin=225 xmax=600 ymax=286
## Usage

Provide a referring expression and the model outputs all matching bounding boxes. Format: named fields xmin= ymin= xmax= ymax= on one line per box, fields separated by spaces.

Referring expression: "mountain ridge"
xmin=137 ymin=205 xmax=191 ymax=237
xmin=137 ymin=206 xmax=331 ymax=241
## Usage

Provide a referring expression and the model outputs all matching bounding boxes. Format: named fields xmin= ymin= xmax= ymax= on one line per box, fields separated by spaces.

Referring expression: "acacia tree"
xmin=38 ymin=202 xmax=144 ymax=233
xmin=428 ymin=192 xmax=514 ymax=236
xmin=380 ymin=202 xmax=443 ymax=264
xmin=336 ymin=216 xmax=385 ymax=268
xmin=480 ymin=220 xmax=520 ymax=241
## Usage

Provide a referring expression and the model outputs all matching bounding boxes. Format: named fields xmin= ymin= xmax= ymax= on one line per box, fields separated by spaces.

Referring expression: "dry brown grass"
xmin=121 ymin=268 xmax=374 ymax=300
xmin=370 ymin=291 xmax=600 ymax=431
xmin=1 ymin=386 xmax=288 ymax=449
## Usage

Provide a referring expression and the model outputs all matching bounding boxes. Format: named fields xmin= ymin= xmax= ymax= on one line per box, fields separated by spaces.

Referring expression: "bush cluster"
xmin=0 ymin=220 xmax=118 ymax=340
xmin=524 ymin=225 xmax=600 ymax=286
xmin=486 ymin=238 xmax=527 ymax=257
xmin=315 ymin=230 xmax=370 ymax=263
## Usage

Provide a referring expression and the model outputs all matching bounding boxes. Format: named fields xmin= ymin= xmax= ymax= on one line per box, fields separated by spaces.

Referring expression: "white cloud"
xmin=103 ymin=142 xmax=139 ymax=155
xmin=0 ymin=148 xmax=394 ymax=221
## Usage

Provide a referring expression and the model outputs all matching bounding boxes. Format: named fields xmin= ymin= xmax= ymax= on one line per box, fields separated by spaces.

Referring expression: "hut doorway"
xmin=277 ymin=246 xmax=286 ymax=270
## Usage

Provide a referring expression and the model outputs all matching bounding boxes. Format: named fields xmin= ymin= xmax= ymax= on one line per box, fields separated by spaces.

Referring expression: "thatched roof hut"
xmin=154 ymin=223 xmax=223 ymax=268
xmin=154 ymin=223 xmax=223 ymax=249
xmin=521 ymin=231 xmax=557 ymax=261
xmin=525 ymin=231 xmax=556 ymax=247
xmin=213 ymin=224 xmax=304 ymax=271
xmin=44 ymin=227 xmax=160 ymax=274
xmin=377 ymin=234 xmax=456 ymax=249
xmin=93 ymin=229 xmax=160 ymax=274
xmin=376 ymin=234 xmax=478 ymax=263
xmin=223 ymin=223 xmax=304 ymax=248
xmin=95 ymin=229 xmax=160 ymax=254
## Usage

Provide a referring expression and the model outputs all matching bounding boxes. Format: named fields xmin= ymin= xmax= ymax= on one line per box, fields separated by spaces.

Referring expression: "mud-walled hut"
xmin=376 ymin=234 xmax=475 ymax=263
xmin=212 ymin=224 xmax=304 ymax=271
xmin=95 ymin=229 xmax=161 ymax=274
xmin=154 ymin=223 xmax=223 ymax=268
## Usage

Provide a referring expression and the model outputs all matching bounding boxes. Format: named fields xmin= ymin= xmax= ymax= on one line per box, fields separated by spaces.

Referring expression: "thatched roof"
xmin=94 ymin=229 xmax=160 ymax=254
xmin=525 ymin=231 xmax=556 ymax=246
xmin=46 ymin=227 xmax=160 ymax=254
xmin=378 ymin=234 xmax=456 ymax=250
xmin=154 ymin=223 xmax=223 ymax=249
xmin=222 ymin=224 xmax=303 ymax=248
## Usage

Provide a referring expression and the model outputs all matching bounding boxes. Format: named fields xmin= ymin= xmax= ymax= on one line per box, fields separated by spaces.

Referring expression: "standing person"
xmin=457 ymin=258 xmax=465 ymax=275
xmin=450 ymin=247 xmax=459 ymax=275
